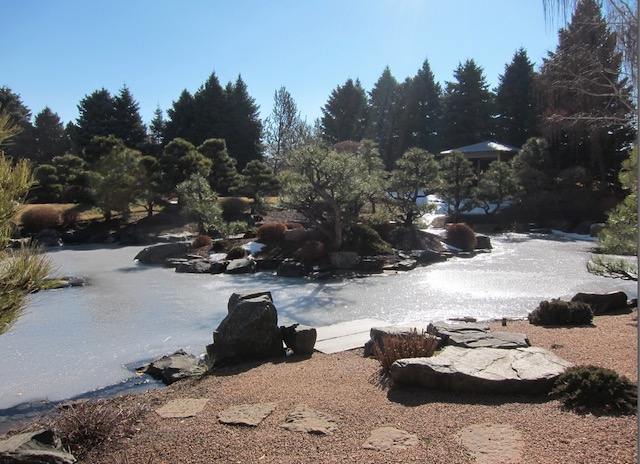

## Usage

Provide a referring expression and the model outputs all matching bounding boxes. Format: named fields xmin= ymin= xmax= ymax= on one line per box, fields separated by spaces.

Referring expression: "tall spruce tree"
xmin=111 ymin=85 xmax=147 ymax=150
xmin=441 ymin=59 xmax=494 ymax=149
xmin=164 ymin=89 xmax=197 ymax=145
xmin=320 ymin=78 xmax=368 ymax=144
xmin=367 ymin=67 xmax=400 ymax=169
xmin=147 ymin=105 xmax=166 ymax=156
xmin=0 ymin=86 xmax=33 ymax=159
xmin=191 ymin=72 xmax=226 ymax=146
xmin=223 ymin=75 xmax=263 ymax=169
xmin=72 ymin=88 xmax=115 ymax=151
xmin=538 ymin=0 xmax=635 ymax=181
xmin=494 ymin=48 xmax=538 ymax=147
xmin=31 ymin=107 xmax=69 ymax=165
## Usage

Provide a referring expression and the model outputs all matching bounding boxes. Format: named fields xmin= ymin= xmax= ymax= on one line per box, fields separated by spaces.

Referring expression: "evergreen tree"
xmin=437 ymin=150 xmax=476 ymax=221
xmin=320 ymin=78 xmax=368 ymax=144
xmin=0 ymin=86 xmax=33 ymax=158
xmin=111 ymin=85 xmax=147 ymax=149
xmin=72 ymin=88 xmax=115 ymax=151
xmin=164 ymin=89 xmax=197 ymax=145
xmin=158 ymin=138 xmax=211 ymax=195
xmin=176 ymin=174 xmax=223 ymax=234
xmin=148 ymin=105 xmax=166 ymax=155
xmin=387 ymin=147 xmax=439 ymax=226
xmin=398 ymin=59 xmax=443 ymax=156
xmin=475 ymin=161 xmax=521 ymax=214
xmin=234 ymin=160 xmax=280 ymax=213
xmin=31 ymin=107 xmax=69 ymax=165
xmin=538 ymin=0 xmax=635 ymax=181
xmin=198 ymin=138 xmax=241 ymax=195
xmin=263 ymin=86 xmax=308 ymax=173
xmin=494 ymin=48 xmax=538 ymax=147
xmin=191 ymin=72 xmax=226 ymax=145
xmin=223 ymin=75 xmax=263 ymax=169
xmin=32 ymin=164 xmax=63 ymax=203
xmin=49 ymin=153 xmax=93 ymax=203
xmin=367 ymin=67 xmax=400 ymax=168
xmin=441 ymin=59 xmax=494 ymax=148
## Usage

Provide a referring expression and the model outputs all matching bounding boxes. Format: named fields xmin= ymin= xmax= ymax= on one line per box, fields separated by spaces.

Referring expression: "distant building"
xmin=439 ymin=141 xmax=520 ymax=175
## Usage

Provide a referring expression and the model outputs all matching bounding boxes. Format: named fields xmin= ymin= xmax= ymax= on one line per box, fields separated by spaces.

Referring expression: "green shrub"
xmin=528 ymin=298 xmax=594 ymax=326
xmin=373 ymin=329 xmax=439 ymax=374
xmin=226 ymin=246 xmax=246 ymax=259
xmin=219 ymin=196 xmax=250 ymax=218
xmin=551 ymin=365 xmax=637 ymax=415
xmin=257 ymin=222 xmax=287 ymax=243
xmin=211 ymin=239 xmax=227 ymax=252
xmin=342 ymin=223 xmax=393 ymax=255
xmin=191 ymin=235 xmax=213 ymax=249
xmin=20 ymin=205 xmax=61 ymax=233
xmin=296 ymin=240 xmax=327 ymax=265
xmin=445 ymin=223 xmax=477 ymax=251
xmin=224 ymin=220 xmax=249 ymax=236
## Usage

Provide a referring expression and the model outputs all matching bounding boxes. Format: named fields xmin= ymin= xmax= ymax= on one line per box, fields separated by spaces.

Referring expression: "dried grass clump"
xmin=20 ymin=205 xmax=60 ymax=233
xmin=296 ymin=239 xmax=326 ymax=265
xmin=50 ymin=399 xmax=145 ymax=459
xmin=373 ymin=329 xmax=439 ymax=373
xmin=257 ymin=222 xmax=287 ymax=243
xmin=445 ymin=223 xmax=477 ymax=251
xmin=191 ymin=234 xmax=213 ymax=249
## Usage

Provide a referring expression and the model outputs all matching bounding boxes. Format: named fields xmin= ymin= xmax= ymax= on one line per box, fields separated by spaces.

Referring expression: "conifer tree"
xmin=320 ymin=78 xmax=368 ymax=145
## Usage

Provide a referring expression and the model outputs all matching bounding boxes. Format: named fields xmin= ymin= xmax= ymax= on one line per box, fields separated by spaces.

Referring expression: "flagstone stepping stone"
xmin=156 ymin=398 xmax=209 ymax=418
xmin=218 ymin=403 xmax=277 ymax=426
xmin=280 ymin=404 xmax=338 ymax=435
xmin=456 ymin=423 xmax=524 ymax=464
xmin=362 ymin=427 xmax=419 ymax=451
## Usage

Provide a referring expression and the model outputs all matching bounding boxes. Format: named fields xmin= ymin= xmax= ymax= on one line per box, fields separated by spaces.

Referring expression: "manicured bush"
xmin=296 ymin=240 xmax=327 ymax=265
xmin=342 ymin=223 xmax=393 ymax=255
xmin=285 ymin=221 xmax=304 ymax=230
xmin=528 ymin=298 xmax=594 ymax=326
xmin=191 ymin=235 xmax=213 ymax=249
xmin=373 ymin=329 xmax=439 ymax=374
xmin=256 ymin=222 xmax=287 ymax=243
xmin=20 ymin=205 xmax=60 ymax=233
xmin=219 ymin=196 xmax=250 ymax=218
xmin=226 ymin=246 xmax=246 ymax=259
xmin=210 ymin=239 xmax=227 ymax=252
xmin=60 ymin=207 xmax=81 ymax=229
xmin=224 ymin=220 xmax=250 ymax=236
xmin=445 ymin=222 xmax=477 ymax=251
xmin=551 ymin=365 xmax=637 ymax=415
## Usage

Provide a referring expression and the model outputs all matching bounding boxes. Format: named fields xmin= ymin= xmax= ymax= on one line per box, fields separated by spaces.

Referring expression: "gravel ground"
xmin=56 ymin=311 xmax=640 ymax=463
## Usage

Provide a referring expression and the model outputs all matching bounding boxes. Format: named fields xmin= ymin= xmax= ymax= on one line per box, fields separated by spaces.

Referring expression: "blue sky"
xmin=3 ymin=1 xmax=560 ymax=127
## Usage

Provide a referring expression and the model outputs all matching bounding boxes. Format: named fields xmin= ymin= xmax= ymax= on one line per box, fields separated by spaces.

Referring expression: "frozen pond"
xmin=0 ymin=232 xmax=636 ymax=410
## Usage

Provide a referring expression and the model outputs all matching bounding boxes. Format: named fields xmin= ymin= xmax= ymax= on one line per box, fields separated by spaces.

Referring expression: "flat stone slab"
xmin=280 ymin=404 xmax=338 ymax=435
xmin=218 ymin=403 xmax=277 ymax=426
xmin=362 ymin=427 xmax=419 ymax=451
xmin=446 ymin=331 xmax=530 ymax=349
xmin=427 ymin=321 xmax=491 ymax=337
xmin=390 ymin=346 xmax=573 ymax=395
xmin=315 ymin=319 xmax=387 ymax=354
xmin=156 ymin=398 xmax=209 ymax=418
xmin=456 ymin=423 xmax=524 ymax=464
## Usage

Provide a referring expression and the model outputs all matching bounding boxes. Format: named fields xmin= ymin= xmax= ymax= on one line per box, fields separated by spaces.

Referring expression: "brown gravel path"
xmin=70 ymin=311 xmax=639 ymax=463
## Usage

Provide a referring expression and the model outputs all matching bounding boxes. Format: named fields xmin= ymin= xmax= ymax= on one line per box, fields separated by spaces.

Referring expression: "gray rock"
xmin=280 ymin=404 xmax=338 ymax=435
xmin=34 ymin=229 xmax=62 ymax=247
xmin=329 ymin=251 xmax=359 ymax=270
xmin=206 ymin=292 xmax=283 ymax=368
xmin=156 ymin=398 xmax=209 ymax=419
xmin=225 ymin=257 xmax=256 ymax=274
xmin=427 ymin=321 xmax=491 ymax=338
xmin=589 ymin=223 xmax=606 ymax=237
xmin=277 ymin=259 xmax=307 ymax=277
xmin=362 ymin=427 xmax=419 ymax=451
xmin=281 ymin=324 xmax=317 ymax=355
xmin=409 ymin=249 xmax=449 ymax=265
xmin=475 ymin=234 xmax=492 ymax=250
xmin=227 ymin=290 xmax=273 ymax=312
xmin=137 ymin=350 xmax=204 ymax=385
xmin=218 ymin=402 xmax=277 ymax=426
xmin=134 ymin=242 xmax=189 ymax=264
xmin=390 ymin=346 xmax=573 ymax=395
xmin=445 ymin=331 xmax=530 ymax=349
xmin=175 ymin=259 xmax=212 ymax=274
xmin=209 ymin=260 xmax=228 ymax=274
xmin=0 ymin=428 xmax=76 ymax=463
xmin=571 ymin=291 xmax=629 ymax=315
xmin=384 ymin=259 xmax=418 ymax=271
xmin=118 ymin=227 xmax=150 ymax=245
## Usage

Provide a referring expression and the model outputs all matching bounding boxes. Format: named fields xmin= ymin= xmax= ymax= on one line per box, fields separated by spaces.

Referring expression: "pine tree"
xmin=164 ymin=89 xmax=197 ymax=145
xmin=437 ymin=150 xmax=476 ymax=221
xmin=198 ymin=138 xmax=241 ymax=195
xmin=0 ymin=86 xmax=33 ymax=158
xmin=111 ymin=85 xmax=147 ymax=150
xmin=320 ymin=78 xmax=368 ymax=144
xmin=192 ymin=72 xmax=226 ymax=145
xmin=441 ymin=60 xmax=494 ymax=149
xmin=158 ymin=138 xmax=211 ymax=195
xmin=73 ymin=88 xmax=115 ymax=151
xmin=367 ymin=67 xmax=400 ymax=169
xmin=494 ymin=48 xmax=538 ymax=147
xmin=31 ymin=107 xmax=69 ymax=165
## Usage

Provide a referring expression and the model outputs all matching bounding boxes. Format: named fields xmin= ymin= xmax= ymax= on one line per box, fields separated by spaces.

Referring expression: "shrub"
xmin=50 ymin=399 xmax=145 ymax=459
xmin=60 ymin=207 xmax=81 ymax=229
xmin=224 ymin=220 xmax=250 ymax=236
xmin=285 ymin=221 xmax=304 ymax=230
xmin=256 ymin=222 xmax=287 ymax=243
xmin=445 ymin=223 xmax=477 ymax=251
xmin=551 ymin=365 xmax=637 ymax=415
xmin=219 ymin=196 xmax=250 ymax=218
xmin=296 ymin=240 xmax=327 ymax=265
xmin=191 ymin=234 xmax=213 ymax=249
xmin=226 ymin=245 xmax=246 ymax=259
xmin=20 ymin=205 xmax=60 ymax=233
xmin=373 ymin=329 xmax=439 ymax=373
xmin=211 ymin=239 xmax=227 ymax=252
xmin=528 ymin=298 xmax=594 ymax=326
xmin=342 ymin=223 xmax=393 ymax=255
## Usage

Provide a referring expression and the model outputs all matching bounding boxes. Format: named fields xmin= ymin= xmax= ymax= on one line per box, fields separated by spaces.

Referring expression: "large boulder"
xmin=206 ymin=291 xmax=283 ymax=367
xmin=225 ymin=258 xmax=257 ymax=274
xmin=175 ymin=259 xmax=212 ymax=274
xmin=571 ymin=291 xmax=629 ymax=315
xmin=390 ymin=346 xmax=572 ymax=395
xmin=281 ymin=324 xmax=317 ymax=355
xmin=427 ymin=321 xmax=529 ymax=349
xmin=0 ymin=428 xmax=76 ymax=463
xmin=137 ymin=350 xmax=204 ymax=385
xmin=134 ymin=242 xmax=189 ymax=265
xmin=329 ymin=251 xmax=359 ymax=270
xmin=277 ymin=259 xmax=307 ymax=277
